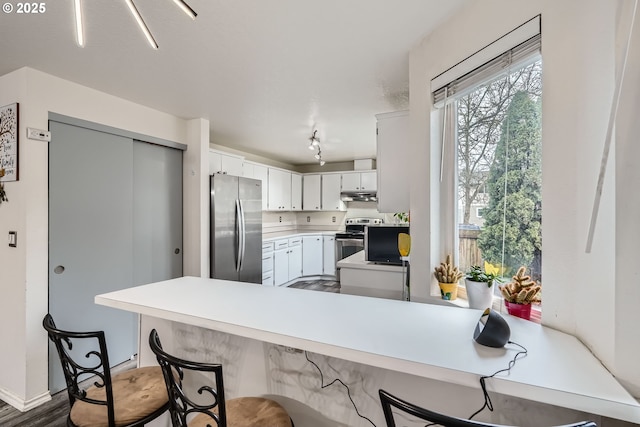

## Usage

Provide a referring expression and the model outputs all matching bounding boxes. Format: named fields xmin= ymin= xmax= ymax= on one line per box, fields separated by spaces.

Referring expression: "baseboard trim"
xmin=0 ymin=388 xmax=51 ymax=412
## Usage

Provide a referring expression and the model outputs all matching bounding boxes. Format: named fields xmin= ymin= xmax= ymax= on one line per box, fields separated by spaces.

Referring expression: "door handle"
xmin=235 ymin=200 xmax=242 ymax=272
xmin=238 ymin=199 xmax=246 ymax=272
xmin=53 ymin=265 xmax=65 ymax=274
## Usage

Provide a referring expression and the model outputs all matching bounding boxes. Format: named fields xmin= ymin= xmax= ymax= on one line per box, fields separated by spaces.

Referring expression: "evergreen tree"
xmin=478 ymin=91 xmax=542 ymax=275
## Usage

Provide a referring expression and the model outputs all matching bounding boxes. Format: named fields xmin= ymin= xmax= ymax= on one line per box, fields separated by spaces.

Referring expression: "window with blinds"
xmin=433 ymin=16 xmax=543 ymax=315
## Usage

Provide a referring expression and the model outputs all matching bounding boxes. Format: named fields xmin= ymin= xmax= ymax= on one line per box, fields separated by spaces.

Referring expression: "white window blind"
xmin=432 ymin=15 xmax=541 ymax=107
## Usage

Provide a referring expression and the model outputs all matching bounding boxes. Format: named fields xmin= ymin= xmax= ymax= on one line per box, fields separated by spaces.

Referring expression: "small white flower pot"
xmin=465 ymin=279 xmax=493 ymax=310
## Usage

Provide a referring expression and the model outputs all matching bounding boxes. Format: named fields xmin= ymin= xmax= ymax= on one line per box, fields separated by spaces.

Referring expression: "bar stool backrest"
xmin=379 ymin=389 xmax=597 ymax=427
xmin=149 ymin=328 xmax=227 ymax=427
xmin=43 ymin=313 xmax=116 ymax=425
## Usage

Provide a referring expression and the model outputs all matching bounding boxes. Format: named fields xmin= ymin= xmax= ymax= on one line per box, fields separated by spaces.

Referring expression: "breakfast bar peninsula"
xmin=95 ymin=276 xmax=640 ymax=427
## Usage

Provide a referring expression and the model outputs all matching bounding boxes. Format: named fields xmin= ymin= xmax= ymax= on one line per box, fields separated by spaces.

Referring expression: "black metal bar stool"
xmin=379 ymin=389 xmax=597 ymax=427
xmin=149 ymin=328 xmax=294 ymax=427
xmin=43 ymin=313 xmax=169 ymax=427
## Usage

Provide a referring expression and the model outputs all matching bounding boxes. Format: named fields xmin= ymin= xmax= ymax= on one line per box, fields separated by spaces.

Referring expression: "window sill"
xmin=439 ymin=285 xmax=541 ymax=324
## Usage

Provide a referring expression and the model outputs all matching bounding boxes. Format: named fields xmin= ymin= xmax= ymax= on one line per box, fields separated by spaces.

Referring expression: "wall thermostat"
xmin=27 ymin=128 xmax=51 ymax=142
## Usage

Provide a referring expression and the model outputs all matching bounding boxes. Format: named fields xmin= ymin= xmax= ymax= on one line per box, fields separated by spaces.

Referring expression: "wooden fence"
xmin=459 ymin=227 xmax=482 ymax=273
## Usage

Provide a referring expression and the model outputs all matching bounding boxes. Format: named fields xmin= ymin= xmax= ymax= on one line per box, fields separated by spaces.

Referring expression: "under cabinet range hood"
xmin=340 ymin=191 xmax=377 ymax=202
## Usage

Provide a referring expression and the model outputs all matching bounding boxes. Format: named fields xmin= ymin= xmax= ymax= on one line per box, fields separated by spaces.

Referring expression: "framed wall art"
xmin=0 ymin=102 xmax=18 ymax=182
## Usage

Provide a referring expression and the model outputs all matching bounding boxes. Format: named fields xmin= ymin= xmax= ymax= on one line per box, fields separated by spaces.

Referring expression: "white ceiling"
xmin=0 ymin=0 xmax=468 ymax=165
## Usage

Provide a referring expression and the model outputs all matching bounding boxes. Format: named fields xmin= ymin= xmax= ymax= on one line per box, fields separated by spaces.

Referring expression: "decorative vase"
xmin=504 ymin=300 xmax=532 ymax=320
xmin=438 ymin=282 xmax=458 ymax=300
xmin=465 ymin=279 xmax=493 ymax=310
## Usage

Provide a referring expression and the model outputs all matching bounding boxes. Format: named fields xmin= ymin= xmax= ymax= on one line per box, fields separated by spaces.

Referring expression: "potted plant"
xmin=434 ymin=254 xmax=464 ymax=300
xmin=465 ymin=262 xmax=500 ymax=310
xmin=498 ymin=266 xmax=541 ymax=320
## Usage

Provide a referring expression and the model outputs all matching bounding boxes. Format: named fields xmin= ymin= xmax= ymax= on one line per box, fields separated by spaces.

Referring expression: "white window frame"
xmin=431 ymin=16 xmax=542 ymax=305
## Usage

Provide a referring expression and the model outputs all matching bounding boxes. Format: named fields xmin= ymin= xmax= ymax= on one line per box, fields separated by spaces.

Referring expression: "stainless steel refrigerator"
xmin=210 ymin=174 xmax=262 ymax=283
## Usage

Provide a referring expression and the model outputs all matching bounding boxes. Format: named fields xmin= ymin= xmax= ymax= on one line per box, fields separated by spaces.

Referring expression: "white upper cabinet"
xmin=303 ymin=174 xmax=321 ymax=210
xmin=321 ymin=174 xmax=345 ymax=211
xmin=268 ymin=168 xmax=292 ymax=211
xmin=244 ymin=161 xmax=269 ymax=210
xmin=209 ymin=149 xmax=244 ymax=176
xmin=341 ymin=171 xmax=377 ymax=192
xmin=291 ymin=173 xmax=302 ymax=211
xmin=376 ymin=111 xmax=409 ymax=213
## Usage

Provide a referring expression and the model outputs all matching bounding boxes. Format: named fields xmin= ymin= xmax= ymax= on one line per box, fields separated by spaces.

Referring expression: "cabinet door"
xmin=302 ymin=236 xmax=323 ymax=276
xmin=321 ymin=174 xmax=344 ymax=211
xmin=323 ymin=235 xmax=336 ymax=276
xmin=288 ymin=245 xmax=302 ymax=281
xmin=268 ymin=168 xmax=291 ymax=210
xmin=341 ymin=172 xmax=361 ymax=191
xmin=376 ymin=111 xmax=410 ymax=213
xmin=303 ymin=174 xmax=321 ymax=210
xmin=209 ymin=151 xmax=222 ymax=175
xmin=274 ymin=248 xmax=289 ymax=286
xmin=360 ymin=171 xmax=377 ymax=191
xmin=267 ymin=169 xmax=283 ymax=210
xmin=220 ymin=154 xmax=244 ymax=177
xmin=253 ymin=164 xmax=269 ymax=211
xmin=291 ymin=173 xmax=302 ymax=211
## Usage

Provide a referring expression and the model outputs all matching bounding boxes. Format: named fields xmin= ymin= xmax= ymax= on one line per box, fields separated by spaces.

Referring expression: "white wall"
xmin=614 ymin=0 xmax=640 ymax=397
xmin=410 ymin=0 xmax=632 ymax=395
xmin=0 ymin=67 xmax=209 ymax=409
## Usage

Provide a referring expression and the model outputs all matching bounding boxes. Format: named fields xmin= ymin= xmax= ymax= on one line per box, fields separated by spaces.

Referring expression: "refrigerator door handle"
xmin=235 ymin=199 xmax=242 ymax=272
xmin=238 ymin=199 xmax=246 ymax=272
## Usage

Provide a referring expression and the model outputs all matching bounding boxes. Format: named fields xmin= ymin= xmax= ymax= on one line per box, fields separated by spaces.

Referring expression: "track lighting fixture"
xmin=307 ymin=130 xmax=326 ymax=166
xmin=74 ymin=0 xmax=84 ymax=47
xmin=73 ymin=0 xmax=197 ymax=49
xmin=172 ymin=0 xmax=197 ymax=19
xmin=125 ymin=0 xmax=158 ymax=49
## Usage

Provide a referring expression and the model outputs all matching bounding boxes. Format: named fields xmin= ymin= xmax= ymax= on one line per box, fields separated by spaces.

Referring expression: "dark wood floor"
xmin=1 ymin=280 xmax=340 ymax=425
xmin=0 ymin=391 xmax=68 ymax=427
xmin=288 ymin=279 xmax=340 ymax=293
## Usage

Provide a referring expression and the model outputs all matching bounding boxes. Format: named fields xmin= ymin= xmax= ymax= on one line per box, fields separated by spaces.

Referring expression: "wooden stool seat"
xmin=149 ymin=329 xmax=294 ymax=427
xmin=190 ymin=397 xmax=292 ymax=427
xmin=43 ymin=314 xmax=169 ymax=427
xmin=70 ymin=366 xmax=168 ymax=427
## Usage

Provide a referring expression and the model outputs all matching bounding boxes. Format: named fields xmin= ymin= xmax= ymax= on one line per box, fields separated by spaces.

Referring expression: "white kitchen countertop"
xmin=262 ymin=229 xmax=338 ymax=241
xmin=95 ymin=276 xmax=640 ymax=423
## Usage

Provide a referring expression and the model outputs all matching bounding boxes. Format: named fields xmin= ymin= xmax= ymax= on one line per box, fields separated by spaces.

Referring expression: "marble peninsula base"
xmin=139 ymin=316 xmax=597 ymax=427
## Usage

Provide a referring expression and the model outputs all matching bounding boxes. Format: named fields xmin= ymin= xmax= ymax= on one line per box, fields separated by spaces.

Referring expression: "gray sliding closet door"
xmin=133 ymin=141 xmax=183 ymax=285
xmin=48 ymin=121 xmax=136 ymax=393
xmin=48 ymin=122 xmax=184 ymax=394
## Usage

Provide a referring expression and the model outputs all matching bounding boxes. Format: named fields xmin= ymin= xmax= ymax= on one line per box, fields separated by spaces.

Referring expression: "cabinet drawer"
xmin=262 ymin=241 xmax=274 ymax=253
xmin=262 ymin=253 xmax=273 ymax=273
xmin=274 ymin=239 xmax=289 ymax=250
xmin=262 ymin=272 xmax=274 ymax=286
xmin=288 ymin=237 xmax=302 ymax=246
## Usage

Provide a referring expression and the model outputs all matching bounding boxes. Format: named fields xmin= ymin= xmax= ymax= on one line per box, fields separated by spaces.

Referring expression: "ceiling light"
xmin=308 ymin=143 xmax=315 ymax=150
xmin=125 ymin=0 xmax=159 ymax=49
xmin=73 ymin=0 xmax=84 ymax=47
xmin=172 ymin=0 xmax=197 ymax=19
xmin=314 ymin=150 xmax=321 ymax=160
xmin=320 ymin=160 xmax=326 ymax=166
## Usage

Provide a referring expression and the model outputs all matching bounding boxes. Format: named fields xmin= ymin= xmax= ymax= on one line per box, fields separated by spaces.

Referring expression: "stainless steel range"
xmin=335 ymin=217 xmax=382 ymax=280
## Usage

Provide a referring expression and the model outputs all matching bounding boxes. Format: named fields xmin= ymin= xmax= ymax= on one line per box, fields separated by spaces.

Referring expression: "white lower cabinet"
xmin=273 ymin=239 xmax=290 ymax=286
xmin=323 ymin=235 xmax=336 ymax=276
xmin=269 ymin=234 xmax=336 ymax=285
xmin=287 ymin=237 xmax=302 ymax=281
xmin=302 ymin=235 xmax=323 ymax=276
xmin=262 ymin=242 xmax=274 ymax=286
xmin=273 ymin=238 xmax=302 ymax=286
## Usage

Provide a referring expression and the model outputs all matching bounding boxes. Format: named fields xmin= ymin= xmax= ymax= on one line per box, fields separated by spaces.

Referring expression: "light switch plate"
xmin=8 ymin=231 xmax=16 ymax=247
